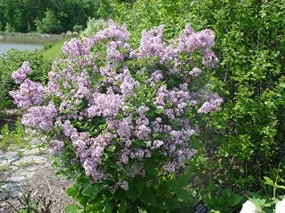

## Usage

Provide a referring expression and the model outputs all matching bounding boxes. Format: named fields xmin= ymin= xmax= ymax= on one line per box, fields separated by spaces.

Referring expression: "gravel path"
xmin=0 ymin=146 xmax=76 ymax=212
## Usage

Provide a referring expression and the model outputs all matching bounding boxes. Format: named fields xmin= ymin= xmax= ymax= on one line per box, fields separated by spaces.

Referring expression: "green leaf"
xmin=139 ymin=187 xmax=157 ymax=206
xmin=158 ymin=203 xmax=168 ymax=210
xmin=106 ymin=145 xmax=116 ymax=152
xmin=168 ymin=174 xmax=188 ymax=189
xmin=66 ymin=186 xmax=79 ymax=198
xmin=125 ymin=187 xmax=140 ymax=201
xmin=264 ymin=176 xmax=275 ymax=187
xmin=175 ymin=188 xmax=189 ymax=200
xmin=155 ymin=107 xmax=164 ymax=114
xmin=113 ymin=188 xmax=125 ymax=201
xmin=119 ymin=200 xmax=127 ymax=213
xmin=279 ymin=82 xmax=285 ymax=88
xmin=65 ymin=204 xmax=83 ymax=213
xmin=103 ymin=201 xmax=114 ymax=213
xmin=82 ymin=184 xmax=100 ymax=198
xmin=250 ymin=198 xmax=266 ymax=207
xmin=165 ymin=196 xmax=179 ymax=210
xmin=158 ymin=183 xmax=169 ymax=195
xmin=86 ymin=203 xmax=104 ymax=212
xmin=135 ymin=177 xmax=145 ymax=195
xmin=76 ymin=193 xmax=89 ymax=206
xmin=229 ymin=194 xmax=244 ymax=207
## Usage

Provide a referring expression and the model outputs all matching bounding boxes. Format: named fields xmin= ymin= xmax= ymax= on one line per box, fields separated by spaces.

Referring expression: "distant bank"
xmin=0 ymin=32 xmax=75 ymax=55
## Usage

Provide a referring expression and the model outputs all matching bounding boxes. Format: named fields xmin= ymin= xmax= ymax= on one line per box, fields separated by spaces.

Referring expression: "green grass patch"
xmin=42 ymin=37 xmax=74 ymax=59
xmin=0 ymin=164 xmax=9 ymax=172
xmin=0 ymin=117 xmax=31 ymax=151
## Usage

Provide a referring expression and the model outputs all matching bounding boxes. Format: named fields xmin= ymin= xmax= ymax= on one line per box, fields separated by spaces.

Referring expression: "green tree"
xmin=35 ymin=9 xmax=62 ymax=33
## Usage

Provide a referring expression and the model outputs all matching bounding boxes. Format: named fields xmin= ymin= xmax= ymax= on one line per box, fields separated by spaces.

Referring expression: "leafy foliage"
xmin=35 ymin=9 xmax=63 ymax=34
xmin=0 ymin=0 xmax=100 ymax=33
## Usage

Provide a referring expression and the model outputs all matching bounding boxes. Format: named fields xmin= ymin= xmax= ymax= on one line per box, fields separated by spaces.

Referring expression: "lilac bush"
xmin=10 ymin=20 xmax=222 ymax=212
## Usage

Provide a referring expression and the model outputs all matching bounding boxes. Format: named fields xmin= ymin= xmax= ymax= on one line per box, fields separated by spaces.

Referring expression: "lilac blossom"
xmin=138 ymin=26 xmax=176 ymax=62
xmin=50 ymin=140 xmax=64 ymax=154
xmin=190 ymin=67 xmax=202 ymax=76
xmin=198 ymin=93 xmax=223 ymax=114
xmin=21 ymin=102 xmax=57 ymax=130
xmin=9 ymin=79 xmax=45 ymax=109
xmin=11 ymin=61 xmax=32 ymax=84
xmin=62 ymin=38 xmax=86 ymax=57
xmin=86 ymin=91 xmax=125 ymax=118
xmin=117 ymin=181 xmax=129 ymax=190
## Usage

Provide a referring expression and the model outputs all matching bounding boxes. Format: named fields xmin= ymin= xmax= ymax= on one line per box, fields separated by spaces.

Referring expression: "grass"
xmin=17 ymin=150 xmax=24 ymax=158
xmin=0 ymin=164 xmax=9 ymax=172
xmin=42 ymin=37 xmax=73 ymax=59
xmin=18 ymin=159 xmax=36 ymax=169
xmin=0 ymin=117 xmax=31 ymax=151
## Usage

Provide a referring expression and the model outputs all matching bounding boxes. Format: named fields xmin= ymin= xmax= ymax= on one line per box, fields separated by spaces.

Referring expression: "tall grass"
xmin=42 ymin=37 xmax=73 ymax=59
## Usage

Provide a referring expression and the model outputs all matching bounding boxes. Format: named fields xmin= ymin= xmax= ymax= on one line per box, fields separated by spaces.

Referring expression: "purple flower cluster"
xmin=50 ymin=140 xmax=65 ymax=154
xmin=137 ymin=26 xmax=176 ymax=62
xmin=21 ymin=102 xmax=57 ymax=130
xmin=177 ymin=24 xmax=215 ymax=52
xmin=87 ymin=90 xmax=125 ymax=118
xmin=198 ymin=93 xmax=223 ymax=114
xmin=10 ymin=21 xmax=222 ymax=188
xmin=62 ymin=38 xmax=88 ymax=58
xmin=9 ymin=79 xmax=45 ymax=109
xmin=11 ymin=61 xmax=32 ymax=84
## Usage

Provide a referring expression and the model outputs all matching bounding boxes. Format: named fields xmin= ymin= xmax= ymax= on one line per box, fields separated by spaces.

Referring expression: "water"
xmin=0 ymin=35 xmax=57 ymax=54
xmin=0 ymin=42 xmax=43 ymax=54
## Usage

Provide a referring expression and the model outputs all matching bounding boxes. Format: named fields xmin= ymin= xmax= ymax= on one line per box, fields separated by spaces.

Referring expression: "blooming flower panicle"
xmin=21 ymin=102 xmax=57 ymax=130
xmin=198 ymin=93 xmax=223 ymax=114
xmin=9 ymin=79 xmax=45 ymax=109
xmin=11 ymin=61 xmax=32 ymax=84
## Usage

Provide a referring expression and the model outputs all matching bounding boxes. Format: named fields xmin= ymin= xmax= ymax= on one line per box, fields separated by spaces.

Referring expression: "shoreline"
xmin=0 ymin=32 xmax=76 ymax=44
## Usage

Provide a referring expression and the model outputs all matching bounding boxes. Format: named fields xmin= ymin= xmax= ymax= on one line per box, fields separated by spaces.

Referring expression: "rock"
xmin=0 ymin=151 xmax=19 ymax=166
xmin=0 ymin=183 xmax=21 ymax=201
xmin=19 ymin=148 xmax=41 ymax=156
xmin=9 ymin=166 xmax=18 ymax=171
xmin=9 ymin=167 xmax=38 ymax=182
xmin=25 ymin=166 xmax=39 ymax=172
xmin=66 ymin=31 xmax=72 ymax=36
xmin=13 ymin=155 xmax=47 ymax=167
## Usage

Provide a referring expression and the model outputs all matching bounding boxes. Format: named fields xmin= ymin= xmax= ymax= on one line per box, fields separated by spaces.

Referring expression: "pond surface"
xmin=0 ymin=35 xmax=57 ymax=54
xmin=0 ymin=42 xmax=43 ymax=54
